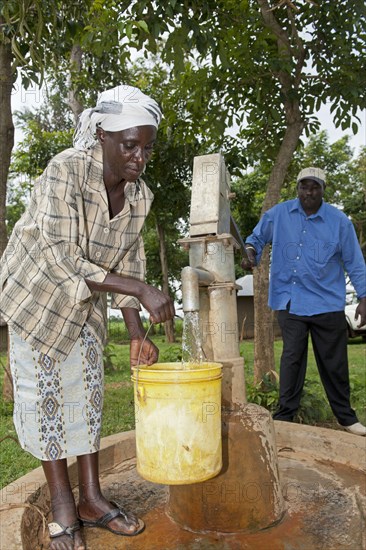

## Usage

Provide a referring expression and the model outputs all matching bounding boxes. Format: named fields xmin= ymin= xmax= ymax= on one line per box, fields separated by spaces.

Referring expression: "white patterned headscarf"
xmin=73 ymin=85 xmax=162 ymax=150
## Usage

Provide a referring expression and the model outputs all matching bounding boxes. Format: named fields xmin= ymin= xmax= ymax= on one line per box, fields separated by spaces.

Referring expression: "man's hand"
xmin=241 ymin=245 xmax=257 ymax=271
xmin=130 ymin=337 xmax=159 ymax=367
xmin=355 ymin=297 xmax=366 ymax=328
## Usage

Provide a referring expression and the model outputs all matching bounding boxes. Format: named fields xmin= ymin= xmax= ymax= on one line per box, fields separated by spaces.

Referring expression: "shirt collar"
xmin=89 ymin=141 xmax=103 ymax=165
xmin=290 ymin=198 xmax=326 ymax=220
xmin=124 ymin=180 xmax=144 ymax=206
xmin=83 ymin=143 xmax=103 ymax=193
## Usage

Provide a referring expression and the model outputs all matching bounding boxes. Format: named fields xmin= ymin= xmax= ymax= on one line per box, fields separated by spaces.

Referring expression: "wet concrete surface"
xmin=38 ymin=451 xmax=365 ymax=550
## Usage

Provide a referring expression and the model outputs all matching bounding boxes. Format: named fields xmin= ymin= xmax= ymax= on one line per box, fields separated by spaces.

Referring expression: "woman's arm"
xmin=86 ymin=273 xmax=175 ymax=323
xmin=120 ymin=306 xmax=146 ymax=339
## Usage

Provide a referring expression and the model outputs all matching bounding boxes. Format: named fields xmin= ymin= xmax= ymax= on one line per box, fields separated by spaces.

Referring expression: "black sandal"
xmin=78 ymin=500 xmax=145 ymax=537
xmin=48 ymin=519 xmax=81 ymax=540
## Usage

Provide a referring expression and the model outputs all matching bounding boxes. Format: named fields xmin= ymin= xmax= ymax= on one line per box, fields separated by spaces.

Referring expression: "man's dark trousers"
xmin=273 ymin=309 xmax=358 ymax=427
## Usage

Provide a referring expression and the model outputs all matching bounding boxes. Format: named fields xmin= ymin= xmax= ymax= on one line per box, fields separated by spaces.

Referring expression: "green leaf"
xmin=125 ymin=22 xmax=132 ymax=40
xmin=136 ymin=20 xmax=149 ymax=34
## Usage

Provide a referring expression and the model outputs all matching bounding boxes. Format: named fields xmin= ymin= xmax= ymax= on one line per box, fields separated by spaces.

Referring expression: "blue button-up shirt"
xmin=246 ymin=198 xmax=366 ymax=315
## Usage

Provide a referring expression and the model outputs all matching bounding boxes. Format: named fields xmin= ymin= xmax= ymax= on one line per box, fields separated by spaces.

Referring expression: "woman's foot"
xmin=49 ymin=502 xmax=85 ymax=550
xmin=41 ymin=459 xmax=86 ymax=549
xmin=77 ymin=497 xmax=144 ymax=536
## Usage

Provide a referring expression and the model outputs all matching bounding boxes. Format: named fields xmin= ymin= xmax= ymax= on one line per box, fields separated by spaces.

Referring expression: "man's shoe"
xmin=342 ymin=422 xmax=366 ymax=436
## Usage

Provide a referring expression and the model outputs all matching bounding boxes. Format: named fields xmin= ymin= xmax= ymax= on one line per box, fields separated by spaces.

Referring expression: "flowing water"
xmin=181 ymin=311 xmax=205 ymax=368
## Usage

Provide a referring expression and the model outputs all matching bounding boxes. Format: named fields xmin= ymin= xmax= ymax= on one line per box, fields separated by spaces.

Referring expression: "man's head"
xmin=297 ymin=167 xmax=326 ymax=215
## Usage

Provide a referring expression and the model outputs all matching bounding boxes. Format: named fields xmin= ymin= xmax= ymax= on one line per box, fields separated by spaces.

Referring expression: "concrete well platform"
xmin=1 ymin=422 xmax=365 ymax=550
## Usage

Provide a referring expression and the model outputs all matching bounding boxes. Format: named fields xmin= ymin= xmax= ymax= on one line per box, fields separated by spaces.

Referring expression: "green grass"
xmin=0 ymin=333 xmax=365 ymax=489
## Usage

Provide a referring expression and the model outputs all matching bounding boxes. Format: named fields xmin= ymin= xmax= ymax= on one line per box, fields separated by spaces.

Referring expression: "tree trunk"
xmin=253 ymin=117 xmax=305 ymax=383
xmin=156 ymin=222 xmax=175 ymax=343
xmin=0 ymin=35 xmax=16 ymax=402
xmin=0 ymin=37 xmax=14 ymax=258
xmin=67 ymin=43 xmax=84 ymax=124
xmin=253 ymin=249 xmax=275 ymax=383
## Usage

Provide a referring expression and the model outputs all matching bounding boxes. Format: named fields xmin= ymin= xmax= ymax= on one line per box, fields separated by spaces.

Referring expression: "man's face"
xmin=98 ymin=125 xmax=157 ymax=182
xmin=297 ymin=178 xmax=324 ymax=214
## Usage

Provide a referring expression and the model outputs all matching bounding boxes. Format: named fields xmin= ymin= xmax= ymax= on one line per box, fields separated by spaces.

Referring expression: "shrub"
xmin=246 ymin=374 xmax=332 ymax=425
xmin=295 ymin=379 xmax=331 ymax=425
xmin=246 ymin=373 xmax=279 ymax=413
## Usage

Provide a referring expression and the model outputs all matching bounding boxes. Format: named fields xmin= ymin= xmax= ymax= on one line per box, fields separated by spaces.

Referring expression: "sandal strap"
xmin=110 ymin=500 xmax=129 ymax=521
xmin=97 ymin=507 xmax=125 ymax=527
xmin=95 ymin=500 xmax=131 ymax=527
xmin=48 ymin=520 xmax=80 ymax=539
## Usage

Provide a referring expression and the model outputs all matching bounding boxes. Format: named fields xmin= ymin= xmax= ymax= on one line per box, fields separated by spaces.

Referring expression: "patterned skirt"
xmin=9 ymin=325 xmax=104 ymax=461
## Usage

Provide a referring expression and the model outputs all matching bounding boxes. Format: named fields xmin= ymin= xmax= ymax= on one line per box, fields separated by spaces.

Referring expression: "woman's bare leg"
xmin=42 ymin=459 xmax=85 ymax=550
xmin=77 ymin=451 xmax=142 ymax=535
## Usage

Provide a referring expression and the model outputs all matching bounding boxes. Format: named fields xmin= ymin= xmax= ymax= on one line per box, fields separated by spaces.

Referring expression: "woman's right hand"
xmin=86 ymin=273 xmax=175 ymax=322
xmin=138 ymin=284 xmax=175 ymax=323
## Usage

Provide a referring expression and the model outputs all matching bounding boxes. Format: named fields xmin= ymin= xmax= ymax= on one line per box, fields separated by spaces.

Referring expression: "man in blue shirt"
xmin=242 ymin=167 xmax=366 ymax=436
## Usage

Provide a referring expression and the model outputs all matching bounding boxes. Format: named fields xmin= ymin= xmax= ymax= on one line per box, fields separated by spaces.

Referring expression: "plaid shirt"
xmin=0 ymin=143 xmax=153 ymax=360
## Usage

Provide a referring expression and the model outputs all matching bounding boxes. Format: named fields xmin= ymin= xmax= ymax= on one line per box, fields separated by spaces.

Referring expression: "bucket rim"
xmin=131 ymin=361 xmax=223 ymax=374
xmin=131 ymin=374 xmax=222 ymax=384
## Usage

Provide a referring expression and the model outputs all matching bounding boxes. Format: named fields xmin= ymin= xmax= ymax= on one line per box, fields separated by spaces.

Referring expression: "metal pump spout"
xmin=181 ymin=266 xmax=215 ymax=313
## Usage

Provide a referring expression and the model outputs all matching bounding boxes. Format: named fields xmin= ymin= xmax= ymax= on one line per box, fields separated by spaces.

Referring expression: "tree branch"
xmin=67 ymin=42 xmax=84 ymax=125
xmin=257 ymin=0 xmax=292 ymax=57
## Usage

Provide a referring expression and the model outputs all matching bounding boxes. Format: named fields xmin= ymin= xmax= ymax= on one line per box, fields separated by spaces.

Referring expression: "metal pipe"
xmin=181 ymin=266 xmax=215 ymax=312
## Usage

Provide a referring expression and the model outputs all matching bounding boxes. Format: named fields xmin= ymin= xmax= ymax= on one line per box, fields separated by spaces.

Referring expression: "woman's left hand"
xmin=130 ymin=337 xmax=159 ymax=367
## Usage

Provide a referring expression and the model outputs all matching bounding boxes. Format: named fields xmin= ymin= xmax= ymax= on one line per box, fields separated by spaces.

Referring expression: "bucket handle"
xmin=135 ymin=321 xmax=154 ymax=401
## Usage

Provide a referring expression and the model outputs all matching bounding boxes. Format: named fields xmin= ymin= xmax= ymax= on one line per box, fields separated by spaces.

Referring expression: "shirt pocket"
xmin=307 ymin=239 xmax=339 ymax=266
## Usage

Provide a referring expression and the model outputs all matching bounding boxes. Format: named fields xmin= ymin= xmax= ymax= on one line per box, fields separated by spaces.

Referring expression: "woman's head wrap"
xmin=73 ymin=85 xmax=162 ymax=150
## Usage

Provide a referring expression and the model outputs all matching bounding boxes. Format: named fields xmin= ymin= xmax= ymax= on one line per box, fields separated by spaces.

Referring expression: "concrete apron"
xmin=1 ymin=423 xmax=365 ymax=550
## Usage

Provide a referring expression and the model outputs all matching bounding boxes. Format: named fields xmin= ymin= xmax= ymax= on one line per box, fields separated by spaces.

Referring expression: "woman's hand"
xmin=138 ymin=285 xmax=175 ymax=324
xmin=122 ymin=308 xmax=159 ymax=368
xmin=130 ymin=337 xmax=159 ymax=367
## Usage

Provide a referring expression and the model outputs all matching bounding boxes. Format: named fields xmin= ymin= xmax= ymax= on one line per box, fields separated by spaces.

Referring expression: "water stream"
xmin=181 ymin=311 xmax=205 ymax=368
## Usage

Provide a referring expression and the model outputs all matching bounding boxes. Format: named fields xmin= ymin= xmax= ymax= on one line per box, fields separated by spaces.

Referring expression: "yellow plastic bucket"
xmin=131 ymin=362 xmax=223 ymax=485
